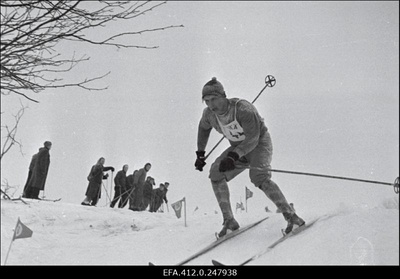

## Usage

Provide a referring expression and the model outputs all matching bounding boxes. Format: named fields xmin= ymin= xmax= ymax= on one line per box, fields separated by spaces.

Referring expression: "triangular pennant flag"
xmin=245 ymin=187 xmax=253 ymax=200
xmin=13 ymin=218 xmax=33 ymax=241
xmin=171 ymin=198 xmax=185 ymax=219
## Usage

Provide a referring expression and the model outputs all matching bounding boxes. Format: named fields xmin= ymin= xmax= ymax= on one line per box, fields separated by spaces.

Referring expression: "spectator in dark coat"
xmin=150 ymin=182 xmax=169 ymax=213
xmin=22 ymin=153 xmax=38 ymax=198
xmin=129 ymin=163 xmax=151 ymax=211
xmin=127 ymin=170 xmax=139 ymax=209
xmin=141 ymin=176 xmax=155 ymax=210
xmin=110 ymin=165 xmax=129 ymax=208
xmin=24 ymin=141 xmax=52 ymax=199
xmin=81 ymin=157 xmax=114 ymax=206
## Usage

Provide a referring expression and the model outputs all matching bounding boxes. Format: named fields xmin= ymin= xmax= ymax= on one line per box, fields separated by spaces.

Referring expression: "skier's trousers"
xmin=209 ymin=131 xmax=294 ymax=220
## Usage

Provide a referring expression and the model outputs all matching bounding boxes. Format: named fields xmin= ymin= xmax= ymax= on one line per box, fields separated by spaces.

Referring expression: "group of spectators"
xmin=21 ymin=142 xmax=169 ymax=213
xmin=81 ymin=158 xmax=169 ymax=213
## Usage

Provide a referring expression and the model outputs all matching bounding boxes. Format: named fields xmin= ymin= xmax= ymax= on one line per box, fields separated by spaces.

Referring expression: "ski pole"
xmin=110 ymin=171 xmax=113 ymax=204
xmin=237 ymin=165 xmax=399 ymax=193
xmin=107 ymin=171 xmax=114 ymax=203
xmin=204 ymin=75 xmax=276 ymax=161
xmin=105 ymin=185 xmax=133 ymax=206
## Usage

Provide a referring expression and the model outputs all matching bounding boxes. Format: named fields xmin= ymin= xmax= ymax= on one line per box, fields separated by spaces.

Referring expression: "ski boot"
xmin=218 ymin=218 xmax=240 ymax=238
xmin=283 ymin=212 xmax=305 ymax=235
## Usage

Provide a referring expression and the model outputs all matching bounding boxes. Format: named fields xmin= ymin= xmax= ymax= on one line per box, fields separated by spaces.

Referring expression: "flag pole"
xmin=245 ymin=187 xmax=248 ymax=212
xmin=184 ymin=197 xmax=187 ymax=227
xmin=4 ymin=237 xmax=14 ymax=265
xmin=4 ymin=218 xmax=19 ymax=265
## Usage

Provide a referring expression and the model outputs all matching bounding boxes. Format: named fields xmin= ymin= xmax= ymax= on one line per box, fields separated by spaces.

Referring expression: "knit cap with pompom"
xmin=202 ymin=77 xmax=226 ymax=99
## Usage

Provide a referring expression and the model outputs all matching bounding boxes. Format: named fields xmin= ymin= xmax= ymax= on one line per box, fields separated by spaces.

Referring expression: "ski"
xmin=8 ymin=197 xmax=61 ymax=204
xmin=212 ymin=216 xmax=326 ymax=266
xmin=176 ymin=216 xmax=268 ymax=266
xmin=211 ymin=259 xmax=225 ymax=266
xmin=39 ymin=198 xmax=62 ymax=202
xmin=149 ymin=216 xmax=269 ymax=266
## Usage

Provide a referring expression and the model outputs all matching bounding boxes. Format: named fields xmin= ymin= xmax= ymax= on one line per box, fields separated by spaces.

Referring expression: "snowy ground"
xmin=1 ymin=189 xmax=398 ymax=266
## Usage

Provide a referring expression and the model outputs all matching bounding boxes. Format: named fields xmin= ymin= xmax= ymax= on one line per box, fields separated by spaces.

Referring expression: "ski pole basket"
xmin=265 ymin=75 xmax=276 ymax=87
xmin=394 ymin=177 xmax=399 ymax=194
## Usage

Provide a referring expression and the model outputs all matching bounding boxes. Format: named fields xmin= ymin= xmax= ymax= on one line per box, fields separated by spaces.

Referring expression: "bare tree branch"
xmin=1 ymin=1 xmax=184 ymax=103
xmin=0 ymin=1 xmax=183 ymax=161
xmin=0 ymin=100 xmax=27 ymax=160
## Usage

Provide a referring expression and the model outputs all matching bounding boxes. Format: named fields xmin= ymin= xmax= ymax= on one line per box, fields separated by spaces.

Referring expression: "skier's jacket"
xmin=198 ymin=98 xmax=268 ymax=158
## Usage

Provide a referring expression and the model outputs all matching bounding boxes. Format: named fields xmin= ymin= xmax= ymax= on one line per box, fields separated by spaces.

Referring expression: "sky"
xmin=1 ymin=1 xmax=399 ymax=213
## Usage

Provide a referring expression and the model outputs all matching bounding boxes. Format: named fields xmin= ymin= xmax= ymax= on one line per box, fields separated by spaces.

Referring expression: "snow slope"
xmin=1 ymin=193 xmax=398 ymax=266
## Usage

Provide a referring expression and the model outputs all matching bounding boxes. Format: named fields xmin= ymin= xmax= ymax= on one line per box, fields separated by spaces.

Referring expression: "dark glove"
xmin=218 ymin=151 xmax=239 ymax=172
xmin=110 ymin=167 xmax=115 ymax=172
xmin=103 ymin=173 xmax=109 ymax=179
xmin=195 ymin=151 xmax=206 ymax=171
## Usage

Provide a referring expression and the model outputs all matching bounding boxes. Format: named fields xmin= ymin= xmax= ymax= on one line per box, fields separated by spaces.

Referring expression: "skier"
xmin=276 ymin=203 xmax=295 ymax=213
xmin=82 ymin=157 xmax=114 ymax=206
xmin=24 ymin=141 xmax=52 ymax=199
xmin=110 ymin=164 xmax=129 ymax=208
xmin=195 ymin=77 xmax=305 ymax=237
xmin=129 ymin=163 xmax=151 ymax=211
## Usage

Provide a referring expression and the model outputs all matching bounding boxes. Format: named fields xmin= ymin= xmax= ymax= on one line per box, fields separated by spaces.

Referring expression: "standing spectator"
xmin=129 ymin=163 xmax=151 ymax=211
xmin=82 ymin=157 xmax=114 ymax=206
xmin=150 ymin=183 xmax=169 ymax=213
xmin=22 ymin=153 xmax=38 ymax=198
xmin=24 ymin=141 xmax=52 ymax=199
xmin=110 ymin=164 xmax=129 ymax=208
xmin=127 ymin=170 xmax=138 ymax=209
xmin=141 ymin=176 xmax=155 ymax=210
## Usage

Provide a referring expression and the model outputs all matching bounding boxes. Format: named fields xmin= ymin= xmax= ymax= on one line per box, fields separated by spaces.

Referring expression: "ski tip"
xmin=211 ymin=259 xmax=225 ymax=266
xmin=148 ymin=262 xmax=155 ymax=266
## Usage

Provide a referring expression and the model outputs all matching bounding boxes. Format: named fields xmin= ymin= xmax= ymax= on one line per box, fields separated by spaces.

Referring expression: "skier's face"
xmin=203 ymin=95 xmax=228 ymax=115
